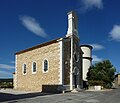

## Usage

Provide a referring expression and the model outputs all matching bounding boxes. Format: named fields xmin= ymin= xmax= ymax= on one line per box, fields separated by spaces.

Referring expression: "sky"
xmin=0 ymin=0 xmax=120 ymax=78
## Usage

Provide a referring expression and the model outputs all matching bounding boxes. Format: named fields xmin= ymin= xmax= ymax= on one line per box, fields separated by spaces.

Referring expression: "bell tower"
xmin=66 ymin=11 xmax=79 ymax=39
xmin=66 ymin=11 xmax=81 ymax=91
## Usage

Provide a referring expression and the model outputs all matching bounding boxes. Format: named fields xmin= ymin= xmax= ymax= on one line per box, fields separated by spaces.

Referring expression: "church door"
xmin=74 ymin=75 xmax=77 ymax=88
xmin=73 ymin=67 xmax=79 ymax=88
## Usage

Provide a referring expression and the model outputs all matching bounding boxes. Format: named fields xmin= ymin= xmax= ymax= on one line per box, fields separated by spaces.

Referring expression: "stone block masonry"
xmin=15 ymin=41 xmax=61 ymax=92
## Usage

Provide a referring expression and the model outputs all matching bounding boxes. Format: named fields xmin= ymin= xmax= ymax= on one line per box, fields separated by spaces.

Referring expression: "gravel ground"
xmin=0 ymin=88 xmax=120 ymax=103
xmin=0 ymin=89 xmax=32 ymax=94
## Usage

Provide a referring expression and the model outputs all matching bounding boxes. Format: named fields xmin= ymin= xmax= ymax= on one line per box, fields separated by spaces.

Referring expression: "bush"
xmin=87 ymin=60 xmax=116 ymax=89
xmin=88 ymin=80 xmax=105 ymax=87
xmin=0 ymin=81 xmax=13 ymax=88
xmin=104 ymin=83 xmax=112 ymax=89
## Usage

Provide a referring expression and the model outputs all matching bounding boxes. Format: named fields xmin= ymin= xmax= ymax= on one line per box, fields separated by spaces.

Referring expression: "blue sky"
xmin=0 ymin=0 xmax=120 ymax=78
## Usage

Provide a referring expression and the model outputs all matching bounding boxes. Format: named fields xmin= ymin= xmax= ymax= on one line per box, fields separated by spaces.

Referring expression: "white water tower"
xmin=80 ymin=45 xmax=93 ymax=82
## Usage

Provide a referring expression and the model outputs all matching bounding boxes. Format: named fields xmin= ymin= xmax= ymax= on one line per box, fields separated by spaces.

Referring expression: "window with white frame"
xmin=22 ymin=64 xmax=27 ymax=74
xmin=32 ymin=62 xmax=37 ymax=73
xmin=43 ymin=59 xmax=48 ymax=72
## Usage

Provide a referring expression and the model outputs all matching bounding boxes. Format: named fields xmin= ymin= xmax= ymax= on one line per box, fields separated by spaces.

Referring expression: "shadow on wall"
xmin=42 ymin=85 xmax=63 ymax=93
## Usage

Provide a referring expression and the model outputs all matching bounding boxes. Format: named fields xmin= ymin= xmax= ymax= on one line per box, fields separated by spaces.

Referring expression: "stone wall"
xmin=73 ymin=37 xmax=82 ymax=87
xmin=118 ymin=75 xmax=120 ymax=86
xmin=15 ymin=42 xmax=60 ymax=92
xmin=63 ymin=39 xmax=71 ymax=85
xmin=63 ymin=37 xmax=83 ymax=87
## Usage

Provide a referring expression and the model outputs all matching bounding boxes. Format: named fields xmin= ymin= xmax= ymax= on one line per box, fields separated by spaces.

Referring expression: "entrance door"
xmin=74 ymin=75 xmax=77 ymax=88
xmin=73 ymin=67 xmax=79 ymax=89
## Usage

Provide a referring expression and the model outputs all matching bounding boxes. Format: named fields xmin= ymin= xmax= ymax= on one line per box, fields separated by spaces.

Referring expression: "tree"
xmin=87 ymin=60 xmax=116 ymax=88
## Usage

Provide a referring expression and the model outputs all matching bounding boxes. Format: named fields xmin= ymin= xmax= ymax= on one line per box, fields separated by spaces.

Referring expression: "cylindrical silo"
xmin=80 ymin=45 xmax=93 ymax=82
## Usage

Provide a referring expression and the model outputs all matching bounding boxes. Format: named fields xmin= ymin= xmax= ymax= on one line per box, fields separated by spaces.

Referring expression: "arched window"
xmin=22 ymin=64 xmax=27 ymax=75
xmin=32 ymin=62 xmax=37 ymax=73
xmin=43 ymin=60 xmax=48 ymax=72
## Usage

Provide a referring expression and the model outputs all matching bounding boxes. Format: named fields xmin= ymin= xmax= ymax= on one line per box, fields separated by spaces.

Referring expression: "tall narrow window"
xmin=32 ymin=62 xmax=37 ymax=73
xmin=43 ymin=60 xmax=48 ymax=72
xmin=23 ymin=64 xmax=27 ymax=75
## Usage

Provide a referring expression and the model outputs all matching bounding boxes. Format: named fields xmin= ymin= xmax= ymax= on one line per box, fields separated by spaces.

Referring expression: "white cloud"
xmin=19 ymin=15 xmax=47 ymax=38
xmin=109 ymin=25 xmax=120 ymax=42
xmin=0 ymin=64 xmax=14 ymax=69
xmin=90 ymin=43 xmax=105 ymax=50
xmin=92 ymin=55 xmax=103 ymax=63
xmin=0 ymin=71 xmax=12 ymax=78
xmin=81 ymin=0 xmax=103 ymax=11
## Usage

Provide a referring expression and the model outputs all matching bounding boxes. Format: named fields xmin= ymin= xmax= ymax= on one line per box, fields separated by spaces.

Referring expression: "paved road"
xmin=0 ymin=88 xmax=120 ymax=103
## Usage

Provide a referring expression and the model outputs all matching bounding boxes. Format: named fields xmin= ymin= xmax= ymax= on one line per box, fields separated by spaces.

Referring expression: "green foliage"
xmin=0 ymin=78 xmax=13 ymax=88
xmin=87 ymin=60 xmax=116 ymax=88
xmin=88 ymin=80 xmax=105 ymax=86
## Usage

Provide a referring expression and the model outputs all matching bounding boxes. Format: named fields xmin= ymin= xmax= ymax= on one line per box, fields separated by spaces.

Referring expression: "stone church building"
xmin=13 ymin=11 xmax=92 ymax=92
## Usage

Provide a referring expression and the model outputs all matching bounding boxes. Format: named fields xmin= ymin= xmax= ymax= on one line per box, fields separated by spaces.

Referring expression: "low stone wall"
xmin=89 ymin=86 xmax=102 ymax=91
